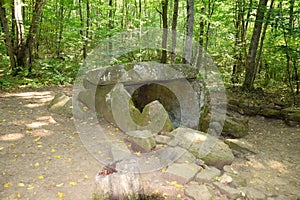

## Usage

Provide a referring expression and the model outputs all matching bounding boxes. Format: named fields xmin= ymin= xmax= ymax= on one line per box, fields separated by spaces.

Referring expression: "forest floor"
xmin=0 ymin=85 xmax=299 ymax=200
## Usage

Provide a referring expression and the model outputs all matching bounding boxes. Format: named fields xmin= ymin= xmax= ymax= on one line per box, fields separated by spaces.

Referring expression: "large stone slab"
xmin=184 ymin=183 xmax=213 ymax=200
xmin=222 ymin=116 xmax=249 ymax=138
xmin=224 ymin=138 xmax=258 ymax=154
xmin=125 ymin=130 xmax=156 ymax=153
xmin=213 ymin=182 xmax=241 ymax=199
xmin=162 ymin=163 xmax=201 ymax=184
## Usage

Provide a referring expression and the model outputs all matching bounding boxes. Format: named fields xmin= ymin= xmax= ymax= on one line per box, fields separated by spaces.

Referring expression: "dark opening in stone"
xmin=131 ymin=83 xmax=181 ymax=128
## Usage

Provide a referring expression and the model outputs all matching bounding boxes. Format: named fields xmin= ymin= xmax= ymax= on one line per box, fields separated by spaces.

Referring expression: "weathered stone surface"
xmin=155 ymin=135 xmax=172 ymax=144
xmin=224 ymin=138 xmax=258 ymax=154
xmin=192 ymin=139 xmax=235 ymax=169
xmin=282 ymin=107 xmax=300 ymax=124
xmin=48 ymin=93 xmax=72 ymax=117
xmin=213 ymin=182 xmax=241 ymax=199
xmin=241 ymin=187 xmax=265 ymax=200
xmin=85 ymin=62 xmax=197 ymax=86
xmin=110 ymin=143 xmax=131 ymax=161
xmin=138 ymin=100 xmax=174 ymax=133
xmin=167 ymin=127 xmax=235 ymax=169
xmin=195 ymin=167 xmax=221 ymax=183
xmin=163 ymin=163 xmax=201 ymax=184
xmin=95 ymin=171 xmax=141 ymax=199
xmin=267 ymin=195 xmax=292 ymax=200
xmin=184 ymin=183 xmax=213 ymax=200
xmin=259 ymin=108 xmax=281 ymax=119
xmin=222 ymin=116 xmax=249 ymax=138
xmin=175 ymin=150 xmax=197 ymax=164
xmin=126 ymin=130 xmax=156 ymax=153
xmin=218 ymin=173 xmax=233 ymax=184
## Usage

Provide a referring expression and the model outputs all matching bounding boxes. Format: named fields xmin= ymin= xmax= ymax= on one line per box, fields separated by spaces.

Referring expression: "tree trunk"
xmin=197 ymin=7 xmax=205 ymax=68
xmin=256 ymin=0 xmax=274 ymax=72
xmin=243 ymin=0 xmax=268 ymax=91
xmin=171 ymin=0 xmax=178 ymax=63
xmin=0 ymin=1 xmax=17 ymax=70
xmin=184 ymin=0 xmax=194 ymax=64
xmin=161 ymin=0 xmax=168 ymax=63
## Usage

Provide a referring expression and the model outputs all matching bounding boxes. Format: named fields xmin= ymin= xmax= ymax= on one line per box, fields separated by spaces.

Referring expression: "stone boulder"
xmin=125 ymin=130 xmax=156 ymax=153
xmin=222 ymin=116 xmax=249 ymax=138
xmin=168 ymin=127 xmax=235 ymax=169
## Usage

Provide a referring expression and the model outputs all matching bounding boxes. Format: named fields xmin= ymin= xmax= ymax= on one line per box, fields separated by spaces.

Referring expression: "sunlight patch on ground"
xmin=267 ymin=160 xmax=287 ymax=173
xmin=26 ymin=116 xmax=57 ymax=129
xmin=246 ymin=158 xmax=266 ymax=169
xmin=1 ymin=91 xmax=54 ymax=102
xmin=24 ymin=103 xmax=46 ymax=108
xmin=0 ymin=133 xmax=24 ymax=141
xmin=30 ymin=129 xmax=53 ymax=137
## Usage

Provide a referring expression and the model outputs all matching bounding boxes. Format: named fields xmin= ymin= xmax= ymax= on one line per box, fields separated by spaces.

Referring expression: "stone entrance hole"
xmin=131 ymin=83 xmax=181 ymax=128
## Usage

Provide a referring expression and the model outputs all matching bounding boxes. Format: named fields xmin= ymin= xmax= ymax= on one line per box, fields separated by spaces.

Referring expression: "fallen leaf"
xmin=69 ymin=182 xmax=77 ymax=186
xmin=0 ymin=147 xmax=4 ymax=151
xmin=54 ymin=155 xmax=61 ymax=159
xmin=27 ymin=185 xmax=34 ymax=190
xmin=18 ymin=183 xmax=25 ymax=187
xmin=56 ymin=183 xmax=64 ymax=187
xmin=58 ymin=191 xmax=64 ymax=200
xmin=33 ymin=136 xmax=41 ymax=142
xmin=84 ymin=175 xmax=89 ymax=180
xmin=34 ymin=162 xmax=39 ymax=167
xmin=4 ymin=182 xmax=12 ymax=188
xmin=38 ymin=176 xmax=44 ymax=180
xmin=51 ymin=149 xmax=56 ymax=153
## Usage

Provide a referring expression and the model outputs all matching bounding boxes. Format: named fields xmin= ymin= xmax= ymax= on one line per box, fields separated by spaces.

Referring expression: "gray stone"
xmin=126 ymin=130 xmax=156 ymax=153
xmin=48 ymin=93 xmax=72 ymax=116
xmin=162 ymin=163 xmax=201 ymax=184
xmin=225 ymin=138 xmax=258 ymax=154
xmin=184 ymin=184 xmax=213 ymax=200
xmin=218 ymin=173 xmax=233 ymax=184
xmin=259 ymin=108 xmax=281 ymax=119
xmin=222 ymin=116 xmax=249 ymax=138
xmin=110 ymin=143 xmax=132 ymax=161
xmin=196 ymin=140 xmax=235 ymax=169
xmin=213 ymin=182 xmax=241 ymax=199
xmin=241 ymin=187 xmax=265 ymax=200
xmin=267 ymin=195 xmax=291 ymax=200
xmin=168 ymin=127 xmax=235 ymax=169
xmin=195 ymin=167 xmax=221 ymax=183
xmin=175 ymin=150 xmax=197 ymax=164
xmin=155 ymin=135 xmax=172 ymax=144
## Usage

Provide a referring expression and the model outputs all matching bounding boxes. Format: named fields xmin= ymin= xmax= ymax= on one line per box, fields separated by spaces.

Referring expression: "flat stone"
xmin=267 ymin=195 xmax=291 ymax=200
xmin=162 ymin=163 xmax=201 ymax=184
xmin=126 ymin=130 xmax=156 ymax=152
xmin=110 ymin=143 xmax=132 ymax=161
xmin=241 ymin=187 xmax=265 ymax=200
xmin=213 ymin=182 xmax=241 ymax=199
xmin=155 ymin=135 xmax=172 ymax=144
xmin=184 ymin=184 xmax=213 ymax=200
xmin=225 ymin=138 xmax=258 ymax=154
xmin=175 ymin=150 xmax=196 ymax=164
xmin=218 ymin=173 xmax=233 ymax=184
xmin=195 ymin=167 xmax=221 ymax=183
xmin=48 ymin=93 xmax=72 ymax=117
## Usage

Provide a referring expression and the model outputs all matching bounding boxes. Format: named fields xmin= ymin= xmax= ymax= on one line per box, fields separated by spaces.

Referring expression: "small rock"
xmin=241 ymin=187 xmax=265 ymax=200
xmin=224 ymin=138 xmax=258 ymax=154
xmin=219 ymin=173 xmax=233 ymax=184
xmin=195 ymin=167 xmax=221 ymax=183
xmin=213 ymin=182 xmax=241 ymax=199
xmin=162 ymin=163 xmax=201 ymax=184
xmin=185 ymin=184 xmax=213 ymax=200
xmin=126 ymin=130 xmax=156 ymax=152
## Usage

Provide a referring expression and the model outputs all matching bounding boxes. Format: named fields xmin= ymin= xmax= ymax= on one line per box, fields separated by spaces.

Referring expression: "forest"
xmin=0 ymin=0 xmax=299 ymax=99
xmin=0 ymin=1 xmax=300 ymax=199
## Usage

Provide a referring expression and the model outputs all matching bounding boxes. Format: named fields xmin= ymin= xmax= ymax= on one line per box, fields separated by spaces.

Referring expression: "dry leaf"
xmin=4 ymin=182 xmax=12 ymax=188
xmin=34 ymin=162 xmax=39 ymax=167
xmin=54 ymin=155 xmax=61 ymax=159
xmin=69 ymin=182 xmax=77 ymax=186
xmin=33 ymin=136 xmax=41 ymax=142
xmin=18 ymin=183 xmax=25 ymax=187
xmin=58 ymin=192 xmax=64 ymax=199
xmin=27 ymin=185 xmax=34 ymax=190
xmin=51 ymin=149 xmax=56 ymax=153
xmin=56 ymin=183 xmax=64 ymax=187
xmin=38 ymin=176 xmax=44 ymax=180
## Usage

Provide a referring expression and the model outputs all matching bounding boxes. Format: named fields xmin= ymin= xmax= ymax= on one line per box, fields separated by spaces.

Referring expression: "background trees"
xmin=0 ymin=0 xmax=299 ymax=101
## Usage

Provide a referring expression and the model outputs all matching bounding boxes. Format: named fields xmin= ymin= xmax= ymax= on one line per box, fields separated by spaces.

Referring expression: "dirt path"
xmin=0 ymin=86 xmax=99 ymax=200
xmin=0 ymin=86 xmax=299 ymax=200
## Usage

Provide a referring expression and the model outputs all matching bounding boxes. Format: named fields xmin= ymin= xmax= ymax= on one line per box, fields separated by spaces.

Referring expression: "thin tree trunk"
xmin=161 ymin=0 xmax=168 ymax=63
xmin=243 ymin=0 xmax=268 ymax=90
xmin=0 ymin=1 xmax=17 ymax=69
xmin=56 ymin=0 xmax=64 ymax=58
xmin=171 ymin=0 xmax=178 ymax=64
xmin=256 ymin=0 xmax=274 ymax=72
xmin=184 ymin=0 xmax=194 ymax=64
